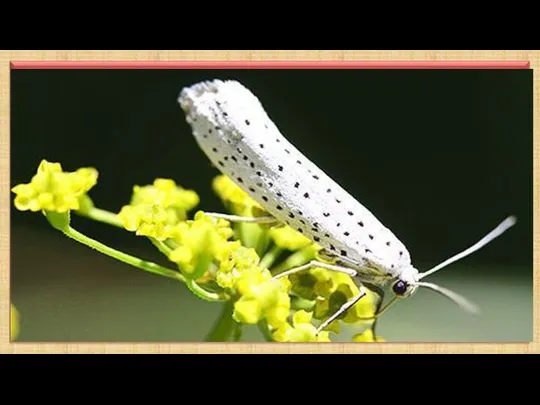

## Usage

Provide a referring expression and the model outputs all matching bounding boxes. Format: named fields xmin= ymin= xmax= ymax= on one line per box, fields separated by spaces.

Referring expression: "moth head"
xmin=391 ymin=267 xmax=479 ymax=314
xmin=392 ymin=279 xmax=418 ymax=298
xmin=391 ymin=267 xmax=419 ymax=298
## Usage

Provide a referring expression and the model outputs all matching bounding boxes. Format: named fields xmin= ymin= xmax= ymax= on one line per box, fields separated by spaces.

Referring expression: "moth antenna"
xmin=418 ymin=215 xmax=517 ymax=280
xmin=416 ymin=281 xmax=480 ymax=315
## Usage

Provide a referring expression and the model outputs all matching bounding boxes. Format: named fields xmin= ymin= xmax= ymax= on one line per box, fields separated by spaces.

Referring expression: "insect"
xmin=178 ymin=79 xmax=517 ymax=335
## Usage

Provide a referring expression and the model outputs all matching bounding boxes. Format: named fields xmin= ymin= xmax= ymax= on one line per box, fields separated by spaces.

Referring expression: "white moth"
xmin=178 ymin=79 xmax=517 ymax=334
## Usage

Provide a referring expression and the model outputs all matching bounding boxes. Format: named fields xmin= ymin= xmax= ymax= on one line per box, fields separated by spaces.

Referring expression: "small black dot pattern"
xmin=183 ymin=88 xmax=408 ymax=274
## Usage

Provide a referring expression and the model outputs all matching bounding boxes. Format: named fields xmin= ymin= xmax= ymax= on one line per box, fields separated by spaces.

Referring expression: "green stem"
xmin=232 ymin=322 xmax=243 ymax=342
xmin=185 ymin=277 xmax=223 ymax=302
xmin=238 ymin=222 xmax=262 ymax=251
xmin=257 ymin=320 xmax=275 ymax=342
xmin=254 ymin=231 xmax=271 ymax=259
xmin=64 ymin=226 xmax=223 ymax=302
xmin=150 ymin=239 xmax=217 ymax=300
xmin=204 ymin=300 xmax=236 ymax=342
xmin=150 ymin=237 xmax=173 ymax=257
xmin=164 ymin=239 xmax=178 ymax=251
xmin=78 ymin=207 xmax=124 ymax=228
xmin=259 ymin=244 xmax=283 ymax=270
xmin=63 ymin=226 xmax=187 ymax=282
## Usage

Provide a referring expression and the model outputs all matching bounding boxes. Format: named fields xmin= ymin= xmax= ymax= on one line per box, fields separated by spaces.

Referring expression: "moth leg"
xmin=315 ymin=288 xmax=368 ymax=335
xmin=273 ymin=261 xmax=379 ymax=337
xmin=203 ymin=212 xmax=278 ymax=224
xmin=272 ymin=260 xmax=358 ymax=279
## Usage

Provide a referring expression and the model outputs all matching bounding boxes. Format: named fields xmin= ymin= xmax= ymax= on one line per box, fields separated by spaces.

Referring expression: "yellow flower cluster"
xmin=214 ymin=241 xmax=291 ymax=328
xmin=289 ymin=267 xmax=378 ymax=334
xmin=215 ymin=241 xmax=261 ymax=289
xmin=268 ymin=226 xmax=313 ymax=251
xmin=352 ymin=329 xmax=386 ymax=342
xmin=273 ymin=310 xmax=331 ymax=342
xmin=12 ymin=159 xmax=383 ymax=343
xmin=11 ymin=160 xmax=98 ymax=213
xmin=169 ymin=212 xmax=234 ymax=276
xmin=234 ymin=267 xmax=291 ymax=329
xmin=131 ymin=178 xmax=200 ymax=222
xmin=161 ymin=211 xmax=296 ymax=336
xmin=117 ymin=178 xmax=200 ymax=241
xmin=212 ymin=174 xmax=263 ymax=216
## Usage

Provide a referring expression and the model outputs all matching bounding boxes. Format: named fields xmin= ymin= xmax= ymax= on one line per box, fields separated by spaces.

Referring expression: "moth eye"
xmin=392 ymin=280 xmax=408 ymax=296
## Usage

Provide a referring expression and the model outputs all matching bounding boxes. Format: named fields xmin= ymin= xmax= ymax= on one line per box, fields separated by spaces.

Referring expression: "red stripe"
xmin=10 ymin=61 xmax=530 ymax=69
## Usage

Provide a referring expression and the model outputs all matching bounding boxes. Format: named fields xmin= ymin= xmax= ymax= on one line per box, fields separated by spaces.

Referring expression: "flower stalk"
xmin=204 ymin=301 xmax=237 ymax=342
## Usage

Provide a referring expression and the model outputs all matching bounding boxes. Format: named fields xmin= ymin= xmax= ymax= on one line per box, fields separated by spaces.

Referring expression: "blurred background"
xmin=10 ymin=68 xmax=533 ymax=342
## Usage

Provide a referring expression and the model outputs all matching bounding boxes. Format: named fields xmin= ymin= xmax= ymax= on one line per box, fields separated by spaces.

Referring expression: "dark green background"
xmin=11 ymin=69 xmax=533 ymax=342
